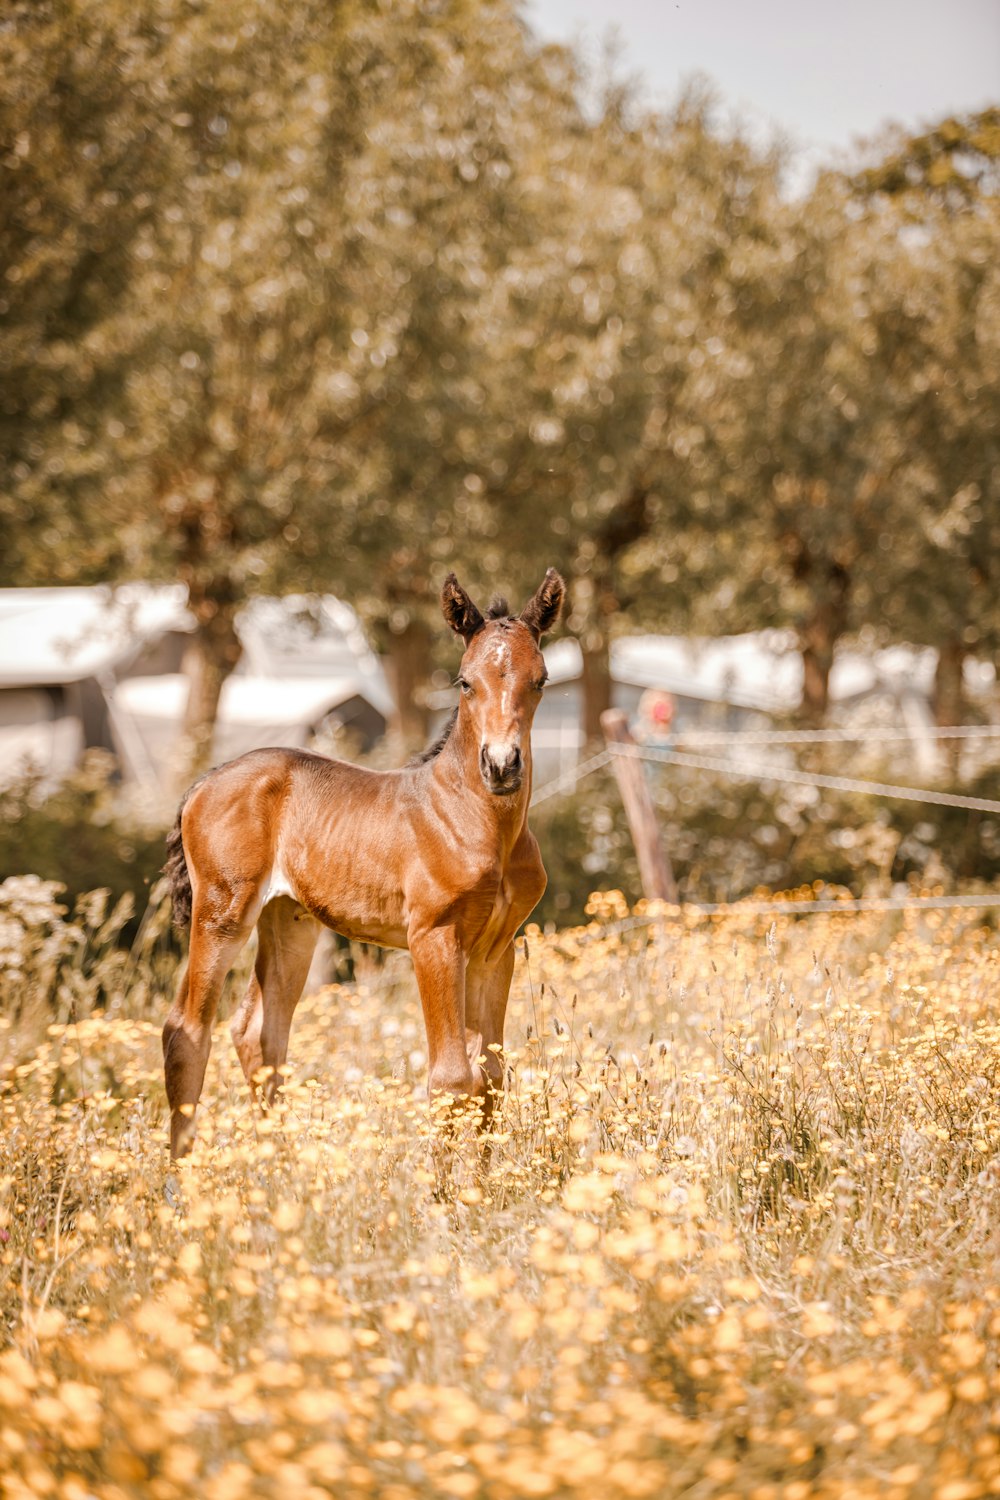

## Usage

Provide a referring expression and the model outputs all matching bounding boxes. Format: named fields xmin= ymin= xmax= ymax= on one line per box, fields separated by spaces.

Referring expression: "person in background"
xmin=634 ymin=688 xmax=676 ymax=750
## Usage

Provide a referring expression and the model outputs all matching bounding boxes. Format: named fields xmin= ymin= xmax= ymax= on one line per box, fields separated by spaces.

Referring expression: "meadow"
xmin=2 ymin=878 xmax=1000 ymax=1499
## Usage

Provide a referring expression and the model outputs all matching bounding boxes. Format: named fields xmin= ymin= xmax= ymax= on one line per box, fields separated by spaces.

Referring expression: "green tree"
xmin=856 ymin=108 xmax=1000 ymax=209
xmin=0 ymin=0 xmax=578 ymax=765
xmin=304 ymin=28 xmax=587 ymax=747
xmin=625 ymin=171 xmax=908 ymax=723
xmin=851 ymin=110 xmax=1000 ymax=723
xmin=490 ymin=87 xmax=784 ymax=740
xmin=618 ymin=109 xmax=999 ymax=728
xmin=3 ymin=0 xmax=388 ymax=769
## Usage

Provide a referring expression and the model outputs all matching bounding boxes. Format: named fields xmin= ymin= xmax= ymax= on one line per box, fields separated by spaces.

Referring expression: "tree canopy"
xmin=2 ymin=3 xmax=998 ymax=756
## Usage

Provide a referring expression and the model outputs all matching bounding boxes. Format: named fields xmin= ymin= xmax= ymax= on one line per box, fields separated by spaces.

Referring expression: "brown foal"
xmin=161 ymin=569 xmax=564 ymax=1157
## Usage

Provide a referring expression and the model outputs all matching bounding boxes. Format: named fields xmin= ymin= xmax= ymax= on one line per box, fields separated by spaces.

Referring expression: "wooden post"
xmin=601 ymin=708 xmax=678 ymax=903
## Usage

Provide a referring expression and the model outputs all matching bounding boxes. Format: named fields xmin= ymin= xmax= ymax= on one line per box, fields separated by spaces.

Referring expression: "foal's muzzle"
xmin=480 ymin=744 xmax=523 ymax=795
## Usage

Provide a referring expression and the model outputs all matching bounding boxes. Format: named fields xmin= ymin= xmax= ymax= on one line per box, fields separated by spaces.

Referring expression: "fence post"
xmin=600 ymin=708 xmax=678 ymax=903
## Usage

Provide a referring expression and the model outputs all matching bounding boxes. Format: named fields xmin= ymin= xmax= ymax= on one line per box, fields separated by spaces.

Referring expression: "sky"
xmin=525 ymin=0 xmax=1000 ymax=175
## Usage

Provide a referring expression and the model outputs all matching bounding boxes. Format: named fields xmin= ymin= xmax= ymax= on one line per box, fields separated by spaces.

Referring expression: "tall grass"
xmin=1 ymin=887 xmax=999 ymax=1498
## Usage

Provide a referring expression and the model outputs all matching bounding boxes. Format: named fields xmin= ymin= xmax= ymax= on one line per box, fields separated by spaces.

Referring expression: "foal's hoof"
xmin=169 ymin=1106 xmax=198 ymax=1160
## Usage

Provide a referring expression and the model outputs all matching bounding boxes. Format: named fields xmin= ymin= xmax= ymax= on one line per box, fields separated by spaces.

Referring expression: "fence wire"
xmin=599 ymin=892 xmax=1000 ymax=932
xmin=620 ymin=743 xmax=1000 ymax=816
xmin=664 ymin=724 xmax=1000 ymax=747
xmin=532 ymin=730 xmax=1000 ymax=813
xmin=530 ymin=748 xmax=613 ymax=807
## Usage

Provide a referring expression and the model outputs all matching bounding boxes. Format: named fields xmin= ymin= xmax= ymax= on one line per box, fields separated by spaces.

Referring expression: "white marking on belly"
xmin=262 ymin=860 xmax=296 ymax=905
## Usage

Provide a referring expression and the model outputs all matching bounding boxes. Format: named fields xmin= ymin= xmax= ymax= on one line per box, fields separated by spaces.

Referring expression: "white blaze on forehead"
xmin=481 ymin=636 xmax=516 ymax=722
xmin=483 ymin=633 xmax=515 ymax=670
xmin=475 ymin=629 xmax=542 ymax=679
xmin=475 ymin=631 xmax=529 ymax=768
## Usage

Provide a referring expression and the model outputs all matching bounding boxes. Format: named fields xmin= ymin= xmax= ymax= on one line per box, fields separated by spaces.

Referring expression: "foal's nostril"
xmin=480 ymin=743 xmax=522 ymax=787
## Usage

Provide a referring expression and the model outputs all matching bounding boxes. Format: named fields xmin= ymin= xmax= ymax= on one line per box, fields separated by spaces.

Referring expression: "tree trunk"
xmin=573 ymin=483 xmax=651 ymax=751
xmin=177 ymin=604 xmax=242 ymax=786
xmin=581 ymin=634 xmax=613 ymax=748
xmin=800 ymin=631 xmax=835 ymax=724
xmin=934 ymin=636 xmax=967 ymax=780
xmin=933 ymin=637 xmax=966 ymax=726
xmin=798 ymin=569 xmax=850 ymax=725
xmin=384 ymin=614 xmax=433 ymax=753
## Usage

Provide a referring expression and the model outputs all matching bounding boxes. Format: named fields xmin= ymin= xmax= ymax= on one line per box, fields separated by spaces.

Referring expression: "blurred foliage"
xmin=0 ymin=756 xmax=166 ymax=943
xmin=531 ymin=765 xmax=1000 ymax=927
xmin=0 ymin=875 xmax=145 ymax=1035
xmin=856 ymin=107 xmax=1000 ymax=208
xmin=531 ymin=773 xmax=639 ymax=927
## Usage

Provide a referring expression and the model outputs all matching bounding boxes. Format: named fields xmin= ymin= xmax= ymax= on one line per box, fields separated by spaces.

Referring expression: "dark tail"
xmin=163 ymin=797 xmax=194 ymax=930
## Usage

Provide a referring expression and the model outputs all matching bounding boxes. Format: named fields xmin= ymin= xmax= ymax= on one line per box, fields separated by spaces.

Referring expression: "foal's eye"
xmin=455 ymin=676 xmax=472 ymax=695
xmin=534 ymin=677 xmax=548 ymax=692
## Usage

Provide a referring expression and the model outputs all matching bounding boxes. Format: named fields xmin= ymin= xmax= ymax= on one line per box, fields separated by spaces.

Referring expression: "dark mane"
xmin=486 ymin=596 xmax=511 ymax=620
xmin=411 ymin=707 xmax=458 ymax=764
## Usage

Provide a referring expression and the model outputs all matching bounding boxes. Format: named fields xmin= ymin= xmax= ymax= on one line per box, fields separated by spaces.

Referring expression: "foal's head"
xmin=441 ymin=569 xmax=565 ymax=795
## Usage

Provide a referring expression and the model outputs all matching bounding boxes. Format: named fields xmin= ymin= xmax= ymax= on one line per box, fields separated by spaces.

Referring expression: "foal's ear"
xmin=441 ymin=573 xmax=485 ymax=645
xmin=520 ymin=568 xmax=565 ymax=641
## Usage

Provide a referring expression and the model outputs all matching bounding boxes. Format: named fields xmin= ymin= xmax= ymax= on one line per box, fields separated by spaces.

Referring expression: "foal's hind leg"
xmin=230 ymin=976 xmax=265 ymax=1088
xmin=248 ymin=897 xmax=319 ymax=1106
xmin=163 ymin=895 xmax=259 ymax=1158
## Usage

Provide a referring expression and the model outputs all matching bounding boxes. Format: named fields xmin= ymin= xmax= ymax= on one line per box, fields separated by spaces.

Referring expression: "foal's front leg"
xmin=409 ymin=925 xmax=484 ymax=1107
xmin=466 ymin=944 xmax=516 ymax=1124
xmin=478 ymin=944 xmax=516 ymax=1120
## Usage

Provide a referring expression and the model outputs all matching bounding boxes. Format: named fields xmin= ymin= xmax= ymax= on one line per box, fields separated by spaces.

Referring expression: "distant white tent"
xmin=0 ymin=586 xmax=392 ymax=790
xmin=543 ymin=631 xmax=991 ymax=715
xmin=0 ymin=584 xmax=189 ymax=685
xmin=531 ymin=631 xmax=995 ymax=781
xmin=545 ymin=632 xmax=804 ymax=714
